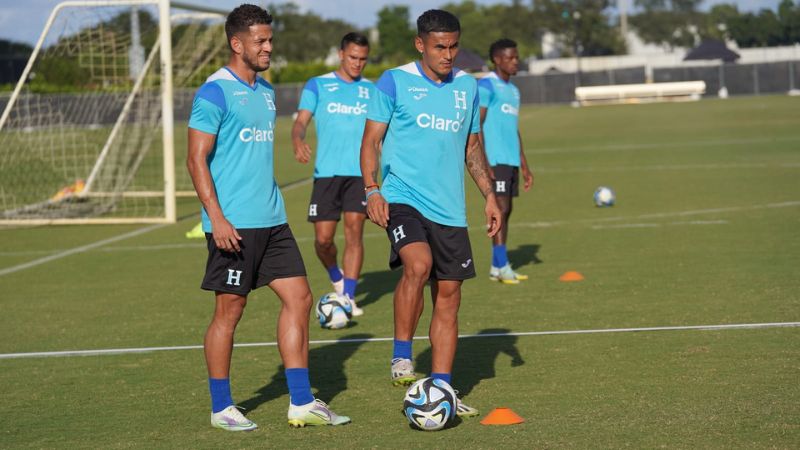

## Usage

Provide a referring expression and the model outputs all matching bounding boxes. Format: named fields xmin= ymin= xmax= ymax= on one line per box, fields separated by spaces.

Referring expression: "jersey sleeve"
xmin=298 ymin=79 xmax=318 ymax=113
xmin=470 ymin=86 xmax=481 ymax=134
xmin=188 ymin=82 xmax=226 ymax=135
xmin=478 ymin=78 xmax=493 ymax=109
xmin=367 ymin=71 xmax=396 ymax=124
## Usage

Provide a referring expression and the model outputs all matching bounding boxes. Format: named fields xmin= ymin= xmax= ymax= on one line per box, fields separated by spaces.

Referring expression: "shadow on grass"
xmin=414 ymin=328 xmax=524 ymax=396
xmin=356 ymin=269 xmax=399 ymax=310
xmin=238 ymin=333 xmax=373 ymax=413
xmin=507 ymin=243 xmax=542 ymax=268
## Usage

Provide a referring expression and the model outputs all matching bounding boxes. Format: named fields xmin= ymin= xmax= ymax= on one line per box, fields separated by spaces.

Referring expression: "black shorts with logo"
xmin=492 ymin=164 xmax=519 ymax=197
xmin=307 ymin=176 xmax=366 ymax=222
xmin=201 ymin=224 xmax=307 ymax=296
xmin=385 ymin=204 xmax=476 ymax=281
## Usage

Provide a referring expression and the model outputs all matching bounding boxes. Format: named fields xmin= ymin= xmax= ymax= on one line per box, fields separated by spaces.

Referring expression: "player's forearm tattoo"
xmin=466 ymin=140 xmax=493 ymax=198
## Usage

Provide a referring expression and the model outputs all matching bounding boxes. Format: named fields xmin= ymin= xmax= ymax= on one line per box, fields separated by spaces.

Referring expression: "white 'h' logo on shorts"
xmin=496 ymin=181 xmax=506 ymax=192
xmin=309 ymin=204 xmax=318 ymax=216
xmin=392 ymin=225 xmax=406 ymax=243
xmin=226 ymin=269 xmax=243 ymax=286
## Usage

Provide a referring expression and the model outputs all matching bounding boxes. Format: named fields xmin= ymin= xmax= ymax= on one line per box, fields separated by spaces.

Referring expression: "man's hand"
xmin=211 ymin=217 xmax=242 ymax=252
xmin=522 ymin=167 xmax=534 ymax=192
xmin=366 ymin=191 xmax=390 ymax=228
xmin=292 ymin=140 xmax=312 ymax=164
xmin=485 ymin=193 xmax=502 ymax=237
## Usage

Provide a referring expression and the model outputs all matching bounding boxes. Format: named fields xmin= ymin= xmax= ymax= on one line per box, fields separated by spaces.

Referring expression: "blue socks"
xmin=492 ymin=244 xmax=508 ymax=268
xmin=431 ymin=372 xmax=452 ymax=385
xmin=343 ymin=278 xmax=357 ymax=299
xmin=327 ymin=265 xmax=343 ymax=283
xmin=393 ymin=339 xmax=413 ymax=360
xmin=208 ymin=378 xmax=234 ymax=413
xmin=285 ymin=368 xmax=314 ymax=406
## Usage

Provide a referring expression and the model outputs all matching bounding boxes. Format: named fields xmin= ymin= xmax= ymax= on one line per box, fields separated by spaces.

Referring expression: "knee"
xmin=404 ymin=259 xmax=432 ymax=283
xmin=215 ymin=300 xmax=246 ymax=329
xmin=315 ymin=237 xmax=335 ymax=252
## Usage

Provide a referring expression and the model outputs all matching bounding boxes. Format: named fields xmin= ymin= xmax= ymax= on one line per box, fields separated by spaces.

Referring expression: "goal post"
xmin=0 ymin=0 xmax=226 ymax=225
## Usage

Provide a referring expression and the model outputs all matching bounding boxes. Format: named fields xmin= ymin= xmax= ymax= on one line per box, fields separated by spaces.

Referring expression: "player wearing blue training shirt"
xmin=186 ymin=4 xmax=349 ymax=431
xmin=360 ymin=9 xmax=501 ymax=418
xmin=291 ymin=33 xmax=374 ymax=317
xmin=479 ymin=38 xmax=535 ymax=284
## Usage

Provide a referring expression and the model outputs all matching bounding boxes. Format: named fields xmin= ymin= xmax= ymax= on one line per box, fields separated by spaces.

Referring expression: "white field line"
xmin=0 ymin=179 xmax=312 ymax=276
xmin=2 ymin=201 xmax=797 ymax=257
xmin=1 ymin=321 xmax=798 ymax=360
xmin=527 ymin=136 xmax=800 ymax=155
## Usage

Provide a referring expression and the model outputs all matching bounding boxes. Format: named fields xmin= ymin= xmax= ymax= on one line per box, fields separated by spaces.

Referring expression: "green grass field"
xmin=1 ymin=95 xmax=799 ymax=448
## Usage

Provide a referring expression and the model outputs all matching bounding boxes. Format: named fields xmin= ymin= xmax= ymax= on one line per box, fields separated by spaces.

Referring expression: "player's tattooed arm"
xmin=465 ymin=133 xmax=494 ymax=198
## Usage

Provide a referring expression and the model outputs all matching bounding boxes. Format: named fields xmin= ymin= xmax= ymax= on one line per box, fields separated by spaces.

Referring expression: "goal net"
xmin=0 ymin=0 xmax=226 ymax=224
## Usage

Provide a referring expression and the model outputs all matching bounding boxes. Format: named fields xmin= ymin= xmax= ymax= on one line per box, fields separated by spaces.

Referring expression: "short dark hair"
xmin=417 ymin=9 xmax=460 ymax=36
xmin=225 ymin=4 xmax=273 ymax=43
xmin=340 ymin=32 xmax=369 ymax=50
xmin=489 ymin=38 xmax=517 ymax=63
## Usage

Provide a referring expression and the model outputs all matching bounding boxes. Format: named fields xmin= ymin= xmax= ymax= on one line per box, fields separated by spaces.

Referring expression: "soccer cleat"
xmin=391 ymin=358 xmax=416 ymax=386
xmin=332 ymin=269 xmax=344 ymax=296
xmin=210 ymin=405 xmax=258 ymax=431
xmin=489 ymin=264 xmax=527 ymax=284
xmin=287 ymin=398 xmax=351 ymax=427
xmin=346 ymin=294 xmax=364 ymax=317
xmin=455 ymin=394 xmax=480 ymax=418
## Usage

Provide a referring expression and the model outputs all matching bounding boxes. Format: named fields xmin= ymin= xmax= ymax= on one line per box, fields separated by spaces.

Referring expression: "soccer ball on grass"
xmin=403 ymin=377 xmax=457 ymax=431
xmin=593 ymin=186 xmax=616 ymax=207
xmin=315 ymin=293 xmax=351 ymax=329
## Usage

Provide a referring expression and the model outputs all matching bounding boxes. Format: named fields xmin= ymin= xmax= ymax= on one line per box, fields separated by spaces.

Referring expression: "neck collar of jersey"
xmin=224 ymin=66 xmax=259 ymax=91
xmin=333 ymin=70 xmax=361 ymax=84
xmin=490 ymin=70 xmax=511 ymax=84
xmin=415 ymin=61 xmax=453 ymax=88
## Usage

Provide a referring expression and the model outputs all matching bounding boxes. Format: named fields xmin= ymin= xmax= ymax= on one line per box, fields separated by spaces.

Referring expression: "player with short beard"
xmin=360 ymin=9 xmax=501 ymax=418
xmin=291 ymin=33 xmax=375 ymax=317
xmin=186 ymin=4 xmax=349 ymax=431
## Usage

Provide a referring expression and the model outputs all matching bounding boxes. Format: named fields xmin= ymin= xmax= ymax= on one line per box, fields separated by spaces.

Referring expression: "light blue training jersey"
xmin=369 ymin=61 xmax=480 ymax=227
xmin=188 ymin=67 xmax=286 ymax=232
xmin=478 ymin=71 xmax=521 ymax=167
xmin=298 ymin=72 xmax=375 ymax=178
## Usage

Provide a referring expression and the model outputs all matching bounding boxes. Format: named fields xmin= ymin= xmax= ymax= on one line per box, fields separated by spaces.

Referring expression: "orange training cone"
xmin=559 ymin=271 xmax=584 ymax=282
xmin=480 ymin=407 xmax=525 ymax=425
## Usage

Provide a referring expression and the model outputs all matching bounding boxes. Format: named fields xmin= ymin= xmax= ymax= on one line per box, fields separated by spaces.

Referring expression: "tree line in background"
xmin=2 ymin=0 xmax=800 ymax=90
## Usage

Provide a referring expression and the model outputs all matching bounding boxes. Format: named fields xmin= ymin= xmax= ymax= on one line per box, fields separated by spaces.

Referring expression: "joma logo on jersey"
xmin=500 ymin=103 xmax=519 ymax=115
xmin=327 ymin=101 xmax=367 ymax=115
xmin=239 ymin=126 xmax=274 ymax=143
xmin=416 ymin=112 xmax=465 ymax=133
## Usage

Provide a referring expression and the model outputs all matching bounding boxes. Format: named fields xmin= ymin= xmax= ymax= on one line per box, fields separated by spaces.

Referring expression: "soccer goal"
xmin=0 ymin=0 xmax=227 ymax=225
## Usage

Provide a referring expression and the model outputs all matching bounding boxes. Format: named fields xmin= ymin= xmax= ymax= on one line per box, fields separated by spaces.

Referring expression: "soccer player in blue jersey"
xmin=360 ymin=9 xmax=501 ymax=418
xmin=186 ymin=4 xmax=349 ymax=431
xmin=479 ymin=38 xmax=534 ymax=284
xmin=291 ymin=32 xmax=375 ymax=317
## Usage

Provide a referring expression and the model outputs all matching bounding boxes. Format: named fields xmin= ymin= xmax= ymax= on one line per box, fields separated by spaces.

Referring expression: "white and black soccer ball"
xmin=403 ymin=377 xmax=457 ymax=431
xmin=594 ymin=186 xmax=616 ymax=207
xmin=315 ymin=293 xmax=350 ymax=329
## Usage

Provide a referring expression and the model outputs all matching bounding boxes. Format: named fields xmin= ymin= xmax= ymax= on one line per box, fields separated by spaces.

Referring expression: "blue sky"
xmin=0 ymin=0 xmax=783 ymax=46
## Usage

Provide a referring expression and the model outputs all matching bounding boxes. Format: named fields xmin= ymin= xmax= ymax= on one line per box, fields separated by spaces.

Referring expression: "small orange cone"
xmin=559 ymin=271 xmax=584 ymax=282
xmin=480 ymin=407 xmax=525 ymax=425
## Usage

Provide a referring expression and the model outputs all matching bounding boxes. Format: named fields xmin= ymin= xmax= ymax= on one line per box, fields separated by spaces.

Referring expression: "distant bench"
xmin=574 ymin=81 xmax=706 ymax=106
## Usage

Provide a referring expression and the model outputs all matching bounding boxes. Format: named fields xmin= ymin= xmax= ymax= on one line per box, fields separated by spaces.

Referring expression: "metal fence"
xmin=2 ymin=60 xmax=798 ymax=124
